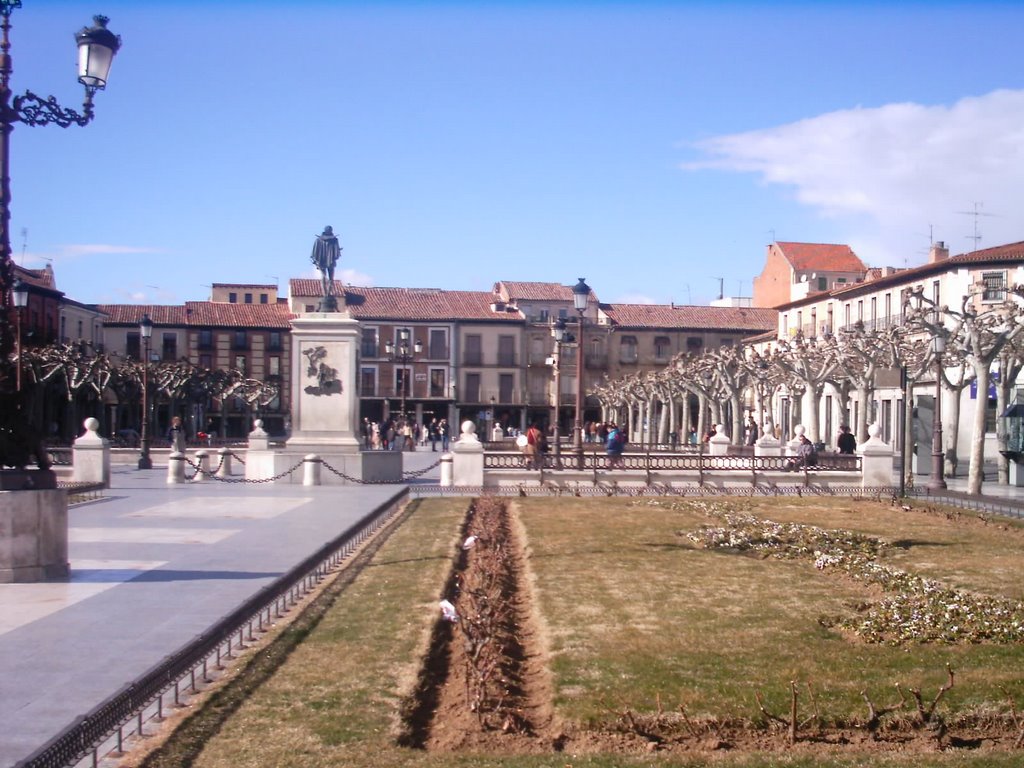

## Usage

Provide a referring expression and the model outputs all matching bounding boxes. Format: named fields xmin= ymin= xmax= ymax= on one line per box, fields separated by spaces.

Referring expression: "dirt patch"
xmin=400 ymin=497 xmax=1024 ymax=758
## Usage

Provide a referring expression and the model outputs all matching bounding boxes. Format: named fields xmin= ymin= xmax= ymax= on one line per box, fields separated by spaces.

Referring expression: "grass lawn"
xmin=136 ymin=495 xmax=1024 ymax=768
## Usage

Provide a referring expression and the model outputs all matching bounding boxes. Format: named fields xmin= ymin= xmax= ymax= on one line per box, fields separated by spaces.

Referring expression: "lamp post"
xmin=571 ymin=277 xmax=590 ymax=467
xmin=0 ymin=5 xmax=120 ymax=468
xmin=11 ymin=275 xmax=26 ymax=392
xmin=138 ymin=314 xmax=153 ymax=470
xmin=384 ymin=327 xmax=421 ymax=420
xmin=928 ymin=334 xmax=947 ymax=490
xmin=551 ymin=317 xmax=567 ymax=462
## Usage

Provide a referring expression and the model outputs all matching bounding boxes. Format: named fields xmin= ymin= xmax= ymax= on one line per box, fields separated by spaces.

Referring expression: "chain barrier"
xmin=175 ymin=455 xmax=442 ymax=486
xmin=315 ymin=456 xmax=443 ymax=485
xmin=180 ymin=455 xmax=307 ymax=484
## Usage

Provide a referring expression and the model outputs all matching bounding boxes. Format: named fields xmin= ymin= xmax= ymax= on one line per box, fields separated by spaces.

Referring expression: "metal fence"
xmin=15 ymin=489 xmax=410 ymax=768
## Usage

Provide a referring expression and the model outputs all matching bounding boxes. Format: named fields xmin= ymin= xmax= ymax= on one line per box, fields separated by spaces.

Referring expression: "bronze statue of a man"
xmin=310 ymin=225 xmax=342 ymax=311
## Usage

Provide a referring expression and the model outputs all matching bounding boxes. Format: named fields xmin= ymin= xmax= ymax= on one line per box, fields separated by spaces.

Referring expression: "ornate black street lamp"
xmin=571 ymin=277 xmax=590 ymax=467
xmin=928 ymin=334 xmax=947 ymax=490
xmin=0 ymin=4 xmax=120 ymax=469
xmin=138 ymin=314 xmax=153 ymax=470
xmin=11 ymin=275 xmax=25 ymax=391
xmin=550 ymin=317 xmax=569 ymax=463
xmin=384 ymin=327 xmax=421 ymax=420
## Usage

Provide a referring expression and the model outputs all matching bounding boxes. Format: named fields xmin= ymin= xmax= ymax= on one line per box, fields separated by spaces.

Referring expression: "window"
xmin=198 ymin=329 xmax=213 ymax=350
xmin=557 ymin=308 xmax=567 ymax=320
xmin=982 ymin=271 xmax=1006 ymax=302
xmin=430 ymin=369 xmax=446 ymax=397
xmin=260 ymin=293 xmax=269 ymax=304
xmin=199 ymin=353 xmax=212 ymax=370
xmin=235 ymin=355 xmax=246 ymax=374
xmin=619 ymin=335 xmax=638 ymax=364
xmin=305 ymin=304 xmax=315 ymax=312
xmin=536 ymin=309 xmax=550 ymax=323
xmin=499 ymin=373 xmax=514 ymax=403
xmin=234 ymin=330 xmax=248 ymax=350
xmin=77 ymin=319 xmax=83 ymax=339
xmin=360 ymin=367 xmax=376 ymax=396
xmin=817 ymin=276 xmax=827 ymax=291
xmin=244 ymin=293 xmax=253 ymax=304
xmin=268 ymin=331 xmax=283 ymax=351
xmin=810 ymin=310 xmax=817 ymax=336
xmin=686 ymin=336 xmax=702 ymax=352
xmin=856 ymin=300 xmax=863 ymax=322
xmin=162 ymin=332 xmax=177 ymax=361
xmin=428 ymin=328 xmax=448 ymax=359
xmin=654 ymin=336 xmax=671 ymax=359
xmin=844 ymin=304 xmax=851 ymax=328
xmin=884 ymin=293 xmax=892 ymax=322
xmin=269 ymin=356 xmax=280 ymax=376
xmin=229 ymin=292 xmax=238 ymax=303
xmin=497 ymin=335 xmax=515 ymax=367
xmin=464 ymin=334 xmax=483 ymax=366
xmin=361 ymin=327 xmax=378 ymax=357
xmin=126 ymin=331 xmax=140 ymax=361
xmin=465 ymin=372 xmax=481 ymax=402
xmin=720 ymin=338 xmax=733 ymax=348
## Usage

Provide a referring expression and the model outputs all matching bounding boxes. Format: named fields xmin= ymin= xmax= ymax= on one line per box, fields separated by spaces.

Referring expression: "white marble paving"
xmin=0 ymin=559 xmax=166 ymax=635
xmin=70 ymin=527 xmax=240 ymax=545
xmin=121 ymin=496 xmax=310 ymax=520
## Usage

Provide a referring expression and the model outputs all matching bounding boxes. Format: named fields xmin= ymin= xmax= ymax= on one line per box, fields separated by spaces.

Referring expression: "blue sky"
xmin=10 ymin=1 xmax=1024 ymax=307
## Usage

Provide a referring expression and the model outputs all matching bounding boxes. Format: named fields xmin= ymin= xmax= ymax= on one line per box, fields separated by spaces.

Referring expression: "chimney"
xmin=929 ymin=241 xmax=949 ymax=263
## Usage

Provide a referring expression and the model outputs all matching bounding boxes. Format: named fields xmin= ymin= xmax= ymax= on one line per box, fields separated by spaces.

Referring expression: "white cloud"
xmin=58 ymin=244 xmax=166 ymax=258
xmin=684 ymin=89 xmax=1024 ymax=264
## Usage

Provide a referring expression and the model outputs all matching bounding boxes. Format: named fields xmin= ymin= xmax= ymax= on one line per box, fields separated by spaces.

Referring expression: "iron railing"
xmin=14 ymin=489 xmax=410 ymax=768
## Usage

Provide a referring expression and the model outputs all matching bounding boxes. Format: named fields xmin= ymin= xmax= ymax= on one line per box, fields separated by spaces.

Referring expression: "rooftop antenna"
xmin=685 ymin=283 xmax=692 ymax=304
xmin=714 ymin=277 xmax=724 ymax=301
xmin=768 ymin=228 xmax=776 ymax=243
xmin=266 ymin=274 xmax=279 ymax=290
xmin=957 ymin=202 xmax=997 ymax=251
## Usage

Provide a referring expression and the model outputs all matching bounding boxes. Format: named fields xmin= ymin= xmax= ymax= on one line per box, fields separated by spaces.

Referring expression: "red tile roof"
xmin=948 ymin=240 xmax=1024 ymax=264
xmin=290 ymin=280 xmax=523 ymax=322
xmin=493 ymin=280 xmax=601 ymax=304
xmin=601 ymin=303 xmax=778 ymax=331
xmin=776 ymin=242 xmax=865 ymax=273
xmin=97 ymin=302 xmax=293 ymax=328
xmin=14 ymin=264 xmax=59 ymax=292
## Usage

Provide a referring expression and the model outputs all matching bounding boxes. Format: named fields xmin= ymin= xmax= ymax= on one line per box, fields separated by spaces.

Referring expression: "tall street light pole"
xmin=385 ymin=327 xmax=421 ymax=421
xmin=928 ymin=334 xmax=947 ymax=490
xmin=571 ymin=278 xmax=590 ymax=468
xmin=550 ymin=317 xmax=567 ymax=464
xmin=0 ymin=5 xmax=120 ymax=468
xmin=138 ymin=314 xmax=153 ymax=470
xmin=11 ymin=275 xmax=25 ymax=391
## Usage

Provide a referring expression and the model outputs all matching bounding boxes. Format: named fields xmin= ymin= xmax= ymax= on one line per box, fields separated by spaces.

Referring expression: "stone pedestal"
xmin=72 ymin=417 xmax=110 ymax=487
xmin=708 ymin=424 xmax=730 ymax=456
xmin=860 ymin=423 xmax=894 ymax=488
xmin=286 ymin=313 xmax=361 ymax=455
xmin=451 ymin=421 xmax=484 ymax=486
xmin=0 ymin=487 xmax=69 ymax=583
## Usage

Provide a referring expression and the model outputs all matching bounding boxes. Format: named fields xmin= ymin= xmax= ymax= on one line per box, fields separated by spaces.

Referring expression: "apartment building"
xmin=769 ymin=240 xmax=1024 ymax=464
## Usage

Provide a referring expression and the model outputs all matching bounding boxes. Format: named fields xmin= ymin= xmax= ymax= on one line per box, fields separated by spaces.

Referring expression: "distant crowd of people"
xmin=360 ymin=416 xmax=450 ymax=452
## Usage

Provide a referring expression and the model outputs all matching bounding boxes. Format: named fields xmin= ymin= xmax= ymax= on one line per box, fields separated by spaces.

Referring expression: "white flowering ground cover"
xmin=684 ymin=506 xmax=1024 ymax=645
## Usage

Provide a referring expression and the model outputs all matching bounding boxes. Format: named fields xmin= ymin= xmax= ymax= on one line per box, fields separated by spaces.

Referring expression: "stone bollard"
xmin=72 ymin=417 xmax=110 ymax=487
xmin=451 ymin=420 xmax=484 ymax=486
xmin=216 ymin=447 xmax=233 ymax=479
xmin=440 ymin=452 xmax=453 ymax=486
xmin=859 ymin=423 xmax=894 ymax=488
xmin=192 ymin=450 xmax=210 ymax=483
xmin=303 ymin=454 xmax=322 ymax=486
xmin=786 ymin=428 xmax=802 ymax=456
xmin=708 ymin=423 xmax=730 ymax=457
xmin=167 ymin=452 xmax=187 ymax=484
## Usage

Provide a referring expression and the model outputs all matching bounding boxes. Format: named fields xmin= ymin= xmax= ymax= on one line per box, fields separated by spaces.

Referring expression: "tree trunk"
xmin=967 ymin=365 xmax=990 ymax=494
